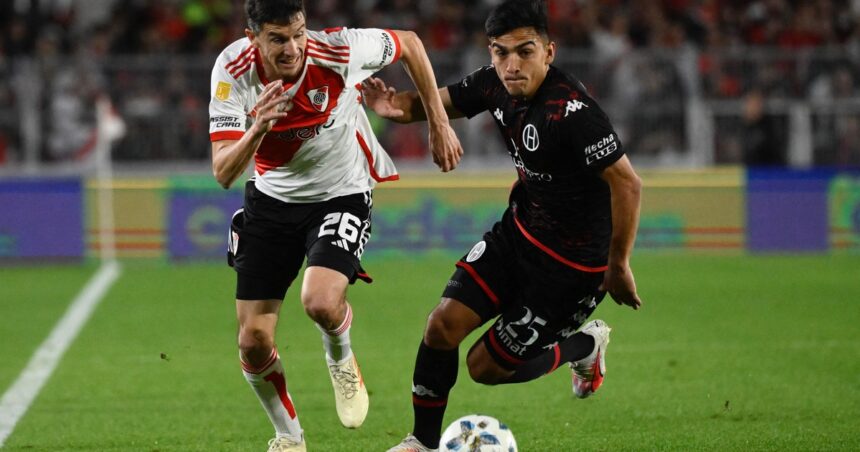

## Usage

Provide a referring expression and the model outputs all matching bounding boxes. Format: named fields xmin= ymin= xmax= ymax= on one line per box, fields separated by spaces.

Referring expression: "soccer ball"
xmin=439 ymin=414 xmax=517 ymax=452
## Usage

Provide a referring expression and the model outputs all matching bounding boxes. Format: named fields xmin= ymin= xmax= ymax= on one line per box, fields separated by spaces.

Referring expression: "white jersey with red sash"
xmin=209 ymin=28 xmax=401 ymax=203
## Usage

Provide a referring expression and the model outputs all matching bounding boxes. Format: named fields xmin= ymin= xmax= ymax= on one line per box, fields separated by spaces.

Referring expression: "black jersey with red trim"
xmin=447 ymin=65 xmax=624 ymax=268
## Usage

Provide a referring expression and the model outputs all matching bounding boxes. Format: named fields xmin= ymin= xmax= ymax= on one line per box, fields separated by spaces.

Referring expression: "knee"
xmin=466 ymin=344 xmax=505 ymax=385
xmin=238 ymin=325 xmax=274 ymax=365
xmin=423 ymin=309 xmax=465 ymax=349
xmin=301 ymin=290 xmax=341 ymax=328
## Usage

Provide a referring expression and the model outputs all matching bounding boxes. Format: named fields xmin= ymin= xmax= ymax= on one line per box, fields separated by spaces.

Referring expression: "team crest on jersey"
xmin=307 ymin=86 xmax=330 ymax=112
xmin=215 ymin=81 xmax=232 ymax=101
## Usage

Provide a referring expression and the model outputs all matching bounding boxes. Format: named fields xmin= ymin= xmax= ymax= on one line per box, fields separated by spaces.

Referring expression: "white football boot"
xmin=386 ymin=434 xmax=438 ymax=452
xmin=570 ymin=319 xmax=611 ymax=398
xmin=327 ymin=353 xmax=369 ymax=428
xmin=266 ymin=434 xmax=306 ymax=452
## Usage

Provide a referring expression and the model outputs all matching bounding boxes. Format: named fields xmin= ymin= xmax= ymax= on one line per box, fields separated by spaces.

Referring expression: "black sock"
xmin=411 ymin=341 xmax=458 ymax=448
xmin=503 ymin=333 xmax=595 ymax=384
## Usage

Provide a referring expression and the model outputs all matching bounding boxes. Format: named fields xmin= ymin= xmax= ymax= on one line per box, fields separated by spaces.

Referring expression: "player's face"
xmin=247 ymin=14 xmax=308 ymax=82
xmin=489 ymin=27 xmax=555 ymax=98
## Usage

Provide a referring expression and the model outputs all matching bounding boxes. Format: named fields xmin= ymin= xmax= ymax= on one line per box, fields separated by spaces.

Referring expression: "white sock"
xmin=241 ymin=348 xmax=303 ymax=439
xmin=318 ymin=302 xmax=353 ymax=363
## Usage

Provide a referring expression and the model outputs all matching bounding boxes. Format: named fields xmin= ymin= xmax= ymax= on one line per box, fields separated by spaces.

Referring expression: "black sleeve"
xmin=562 ymin=100 xmax=625 ymax=172
xmin=446 ymin=66 xmax=495 ymax=119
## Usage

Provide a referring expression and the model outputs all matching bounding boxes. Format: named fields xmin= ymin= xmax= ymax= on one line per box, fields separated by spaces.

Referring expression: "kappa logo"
xmin=565 ymin=99 xmax=588 ymax=117
xmin=307 ymin=86 xmax=330 ymax=112
xmin=412 ymin=384 xmax=439 ymax=398
xmin=576 ymin=295 xmax=598 ymax=308
xmin=493 ymin=108 xmax=506 ymax=126
xmin=558 ymin=326 xmax=577 ymax=338
xmin=542 ymin=341 xmax=559 ymax=351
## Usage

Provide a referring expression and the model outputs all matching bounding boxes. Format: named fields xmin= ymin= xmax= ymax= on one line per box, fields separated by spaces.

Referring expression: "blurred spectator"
xmin=0 ymin=0 xmax=859 ymax=167
xmin=810 ymin=64 xmax=860 ymax=166
xmin=742 ymin=89 xmax=788 ymax=166
xmin=46 ymin=66 xmax=101 ymax=161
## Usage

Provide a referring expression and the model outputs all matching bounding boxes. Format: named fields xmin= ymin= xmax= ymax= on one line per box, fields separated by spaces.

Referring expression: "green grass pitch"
xmin=2 ymin=253 xmax=859 ymax=451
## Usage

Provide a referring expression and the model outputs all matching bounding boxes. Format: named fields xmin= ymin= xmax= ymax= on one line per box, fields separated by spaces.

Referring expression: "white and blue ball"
xmin=439 ymin=414 xmax=517 ymax=452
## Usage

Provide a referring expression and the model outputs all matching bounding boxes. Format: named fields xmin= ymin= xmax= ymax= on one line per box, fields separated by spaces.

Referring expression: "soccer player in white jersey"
xmin=208 ymin=1 xmax=463 ymax=450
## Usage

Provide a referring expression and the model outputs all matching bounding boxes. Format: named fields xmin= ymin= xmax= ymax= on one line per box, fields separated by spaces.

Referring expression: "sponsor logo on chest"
xmin=272 ymin=124 xmax=324 ymax=142
xmin=522 ymin=124 xmax=540 ymax=152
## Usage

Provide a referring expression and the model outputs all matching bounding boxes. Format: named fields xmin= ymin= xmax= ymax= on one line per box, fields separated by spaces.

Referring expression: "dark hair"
xmin=246 ymin=0 xmax=305 ymax=34
xmin=485 ymin=0 xmax=549 ymax=38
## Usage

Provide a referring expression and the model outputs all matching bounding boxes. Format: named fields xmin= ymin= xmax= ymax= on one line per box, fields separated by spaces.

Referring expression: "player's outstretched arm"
xmin=211 ymin=81 xmax=290 ymax=189
xmin=599 ymin=155 xmax=643 ymax=310
xmin=362 ymin=78 xmax=465 ymax=124
xmin=361 ymin=77 xmax=406 ymax=120
xmin=389 ymin=30 xmax=464 ymax=172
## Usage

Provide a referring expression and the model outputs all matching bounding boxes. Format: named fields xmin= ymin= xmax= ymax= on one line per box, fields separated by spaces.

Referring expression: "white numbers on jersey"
xmin=496 ymin=307 xmax=548 ymax=349
xmin=318 ymin=212 xmax=362 ymax=243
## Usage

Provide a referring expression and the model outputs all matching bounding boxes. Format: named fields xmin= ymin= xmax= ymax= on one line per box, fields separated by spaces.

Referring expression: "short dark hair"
xmin=246 ymin=0 xmax=305 ymax=34
xmin=484 ymin=0 xmax=549 ymax=39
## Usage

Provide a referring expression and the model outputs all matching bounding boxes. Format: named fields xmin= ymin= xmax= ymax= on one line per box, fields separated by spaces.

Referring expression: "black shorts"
xmin=442 ymin=208 xmax=607 ymax=370
xmin=228 ymin=180 xmax=373 ymax=301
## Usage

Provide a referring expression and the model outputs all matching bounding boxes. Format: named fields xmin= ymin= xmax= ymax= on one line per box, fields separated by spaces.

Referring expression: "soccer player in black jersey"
xmin=366 ymin=1 xmax=643 ymax=450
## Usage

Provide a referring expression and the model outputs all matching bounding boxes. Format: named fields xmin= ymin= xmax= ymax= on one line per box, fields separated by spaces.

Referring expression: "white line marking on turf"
xmin=0 ymin=261 xmax=121 ymax=447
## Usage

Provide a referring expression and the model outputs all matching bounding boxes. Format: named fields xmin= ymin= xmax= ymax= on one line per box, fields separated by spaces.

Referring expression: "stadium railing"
xmin=0 ymin=47 xmax=858 ymax=172
xmin=0 ymin=47 xmax=858 ymax=261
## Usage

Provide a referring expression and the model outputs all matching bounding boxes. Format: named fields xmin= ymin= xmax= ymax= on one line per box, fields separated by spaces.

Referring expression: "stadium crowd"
xmin=4 ymin=1 xmax=859 ymax=57
xmin=0 ymin=0 xmax=858 ymax=166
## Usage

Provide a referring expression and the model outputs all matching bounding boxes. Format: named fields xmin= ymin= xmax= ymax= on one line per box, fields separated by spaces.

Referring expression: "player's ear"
xmin=545 ymin=40 xmax=556 ymax=65
xmin=245 ymin=28 xmax=259 ymax=47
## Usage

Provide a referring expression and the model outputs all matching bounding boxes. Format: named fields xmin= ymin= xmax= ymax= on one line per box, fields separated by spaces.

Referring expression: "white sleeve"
xmin=208 ymin=57 xmax=247 ymax=142
xmin=342 ymin=28 xmax=402 ymax=86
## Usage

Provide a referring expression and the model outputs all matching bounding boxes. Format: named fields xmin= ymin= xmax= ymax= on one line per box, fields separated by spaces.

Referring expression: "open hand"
xmin=361 ymin=77 xmax=405 ymax=119
xmin=251 ymin=80 xmax=292 ymax=134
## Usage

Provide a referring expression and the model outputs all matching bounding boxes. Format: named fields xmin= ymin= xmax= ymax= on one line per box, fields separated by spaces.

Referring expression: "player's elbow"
xmin=627 ymin=173 xmax=642 ymax=196
xmin=613 ymin=170 xmax=642 ymax=198
xmin=213 ymin=168 xmax=234 ymax=189
xmin=395 ymin=30 xmax=419 ymax=45
xmin=394 ymin=30 xmax=422 ymax=62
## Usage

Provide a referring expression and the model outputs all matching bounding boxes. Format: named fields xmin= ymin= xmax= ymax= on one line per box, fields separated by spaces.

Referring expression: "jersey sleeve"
xmin=209 ymin=57 xmax=247 ymax=142
xmin=446 ymin=66 xmax=495 ymax=119
xmin=339 ymin=28 xmax=402 ymax=85
xmin=562 ymin=100 xmax=625 ymax=172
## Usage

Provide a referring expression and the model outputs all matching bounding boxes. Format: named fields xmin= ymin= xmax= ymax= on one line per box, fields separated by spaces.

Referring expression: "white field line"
xmin=0 ymin=261 xmax=121 ymax=448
